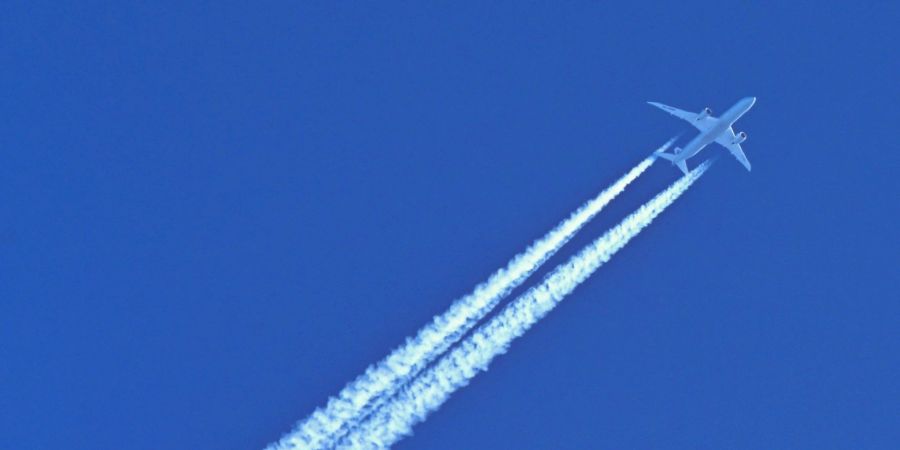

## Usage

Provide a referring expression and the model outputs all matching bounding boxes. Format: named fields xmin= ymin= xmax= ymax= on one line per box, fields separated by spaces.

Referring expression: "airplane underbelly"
xmin=686 ymin=125 xmax=727 ymax=157
xmin=684 ymin=136 xmax=711 ymax=157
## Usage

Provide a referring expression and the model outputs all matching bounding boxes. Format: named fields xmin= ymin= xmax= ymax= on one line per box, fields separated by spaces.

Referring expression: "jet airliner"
xmin=648 ymin=97 xmax=756 ymax=174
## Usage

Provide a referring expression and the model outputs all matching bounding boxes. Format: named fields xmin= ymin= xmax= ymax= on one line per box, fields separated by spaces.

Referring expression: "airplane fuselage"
xmin=674 ymin=97 xmax=756 ymax=162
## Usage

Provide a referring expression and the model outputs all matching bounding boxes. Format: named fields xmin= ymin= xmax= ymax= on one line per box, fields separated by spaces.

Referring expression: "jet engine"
xmin=732 ymin=131 xmax=748 ymax=145
xmin=696 ymin=107 xmax=712 ymax=120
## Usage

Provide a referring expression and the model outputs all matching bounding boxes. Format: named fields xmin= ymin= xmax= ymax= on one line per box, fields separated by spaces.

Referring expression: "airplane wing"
xmin=716 ymin=127 xmax=752 ymax=171
xmin=647 ymin=101 xmax=717 ymax=132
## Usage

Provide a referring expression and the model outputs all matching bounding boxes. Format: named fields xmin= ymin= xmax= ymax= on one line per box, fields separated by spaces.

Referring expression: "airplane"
xmin=648 ymin=97 xmax=756 ymax=174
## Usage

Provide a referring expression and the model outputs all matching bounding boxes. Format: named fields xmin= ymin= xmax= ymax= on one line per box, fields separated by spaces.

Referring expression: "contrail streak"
xmin=336 ymin=160 xmax=712 ymax=450
xmin=267 ymin=142 xmax=674 ymax=450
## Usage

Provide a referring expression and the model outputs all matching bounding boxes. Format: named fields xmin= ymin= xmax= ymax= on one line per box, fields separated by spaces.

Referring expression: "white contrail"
xmin=267 ymin=142 xmax=674 ymax=450
xmin=336 ymin=160 xmax=712 ymax=450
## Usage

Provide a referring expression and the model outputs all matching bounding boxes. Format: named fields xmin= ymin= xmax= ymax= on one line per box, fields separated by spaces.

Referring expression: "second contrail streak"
xmin=267 ymin=143 xmax=673 ymax=450
xmin=337 ymin=160 xmax=712 ymax=450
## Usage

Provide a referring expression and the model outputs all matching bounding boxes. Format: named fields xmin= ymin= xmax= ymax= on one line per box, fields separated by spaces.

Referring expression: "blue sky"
xmin=2 ymin=2 xmax=898 ymax=449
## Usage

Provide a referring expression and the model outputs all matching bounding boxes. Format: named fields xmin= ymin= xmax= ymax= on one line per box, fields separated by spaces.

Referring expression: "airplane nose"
xmin=746 ymin=96 xmax=757 ymax=106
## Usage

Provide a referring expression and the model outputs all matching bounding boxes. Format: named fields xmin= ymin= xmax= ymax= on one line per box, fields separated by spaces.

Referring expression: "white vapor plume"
xmin=267 ymin=142 xmax=674 ymax=450
xmin=336 ymin=160 xmax=712 ymax=450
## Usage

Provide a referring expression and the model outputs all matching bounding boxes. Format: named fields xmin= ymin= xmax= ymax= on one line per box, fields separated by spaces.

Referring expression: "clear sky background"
xmin=2 ymin=2 xmax=898 ymax=449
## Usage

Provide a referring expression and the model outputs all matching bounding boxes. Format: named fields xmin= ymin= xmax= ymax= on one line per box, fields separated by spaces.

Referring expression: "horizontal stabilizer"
xmin=655 ymin=148 xmax=676 ymax=161
xmin=655 ymin=148 xmax=689 ymax=175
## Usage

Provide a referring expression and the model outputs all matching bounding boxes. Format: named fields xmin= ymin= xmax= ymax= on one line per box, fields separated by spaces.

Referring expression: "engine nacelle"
xmin=696 ymin=107 xmax=712 ymax=120
xmin=732 ymin=131 xmax=748 ymax=145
